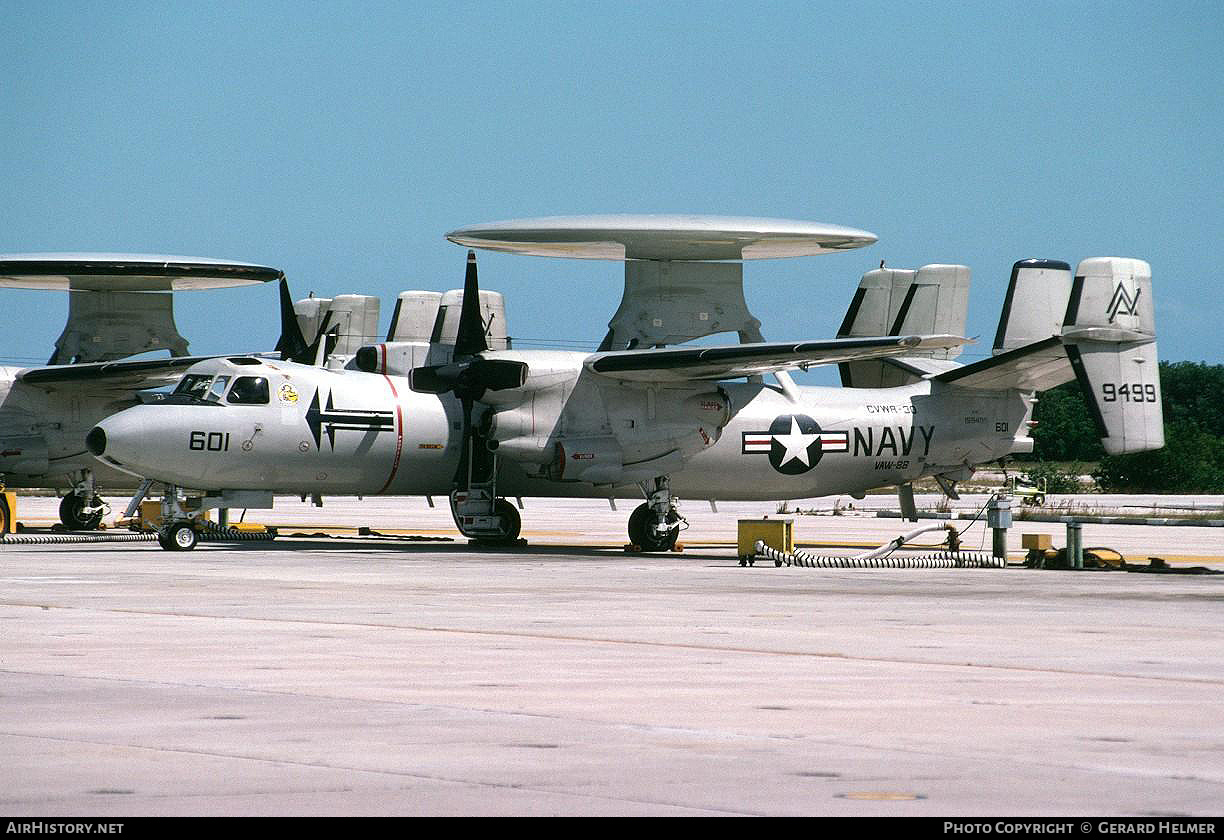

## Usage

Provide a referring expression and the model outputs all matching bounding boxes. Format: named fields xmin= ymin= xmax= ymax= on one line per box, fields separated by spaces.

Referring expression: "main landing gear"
xmin=59 ymin=469 xmax=105 ymax=530
xmin=450 ymin=486 xmax=522 ymax=546
xmin=627 ymin=476 xmax=684 ymax=552
xmin=449 ymin=427 xmax=522 ymax=546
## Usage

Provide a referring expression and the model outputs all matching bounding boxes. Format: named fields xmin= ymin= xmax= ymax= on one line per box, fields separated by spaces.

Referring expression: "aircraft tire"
xmin=0 ymin=495 xmax=10 ymax=536
xmin=59 ymin=493 xmax=104 ymax=531
xmin=475 ymin=499 xmax=521 ymax=546
xmin=495 ymin=499 xmax=521 ymax=542
xmin=628 ymin=503 xmax=679 ymax=552
xmin=160 ymin=522 xmax=197 ymax=552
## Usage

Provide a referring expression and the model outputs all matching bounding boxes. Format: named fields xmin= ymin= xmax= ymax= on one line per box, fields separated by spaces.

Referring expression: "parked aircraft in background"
xmin=0 ymin=254 xmax=280 ymax=530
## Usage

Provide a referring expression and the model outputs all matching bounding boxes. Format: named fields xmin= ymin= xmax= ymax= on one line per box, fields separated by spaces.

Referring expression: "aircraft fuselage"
xmin=90 ymin=355 xmax=1028 ymax=502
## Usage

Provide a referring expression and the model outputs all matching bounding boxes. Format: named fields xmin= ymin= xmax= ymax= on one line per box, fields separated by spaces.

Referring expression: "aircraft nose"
xmin=85 ymin=426 xmax=107 ymax=457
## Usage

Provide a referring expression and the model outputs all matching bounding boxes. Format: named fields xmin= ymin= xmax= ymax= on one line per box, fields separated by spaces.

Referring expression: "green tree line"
xmin=1022 ymin=361 xmax=1224 ymax=493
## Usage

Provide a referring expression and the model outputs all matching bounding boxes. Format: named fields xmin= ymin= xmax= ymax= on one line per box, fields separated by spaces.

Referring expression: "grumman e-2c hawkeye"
xmin=0 ymin=254 xmax=281 ymax=533
xmin=85 ymin=216 xmax=1164 ymax=551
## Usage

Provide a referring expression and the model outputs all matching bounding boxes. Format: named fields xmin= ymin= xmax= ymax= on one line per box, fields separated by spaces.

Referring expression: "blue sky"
xmin=2 ymin=1 xmax=1221 ymax=377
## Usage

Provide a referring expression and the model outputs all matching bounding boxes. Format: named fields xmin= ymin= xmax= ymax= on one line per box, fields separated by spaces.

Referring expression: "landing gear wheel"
xmin=159 ymin=522 xmax=198 ymax=551
xmin=0 ymin=495 xmax=10 ymax=536
xmin=495 ymin=499 xmax=521 ymax=541
xmin=627 ymin=502 xmax=680 ymax=552
xmin=59 ymin=493 xmax=103 ymax=530
xmin=475 ymin=499 xmax=521 ymax=546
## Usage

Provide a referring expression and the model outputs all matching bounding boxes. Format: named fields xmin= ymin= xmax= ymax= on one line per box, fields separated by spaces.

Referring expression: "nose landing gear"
xmin=627 ymin=476 xmax=684 ymax=552
xmin=146 ymin=483 xmax=200 ymax=551
xmin=157 ymin=521 xmax=198 ymax=551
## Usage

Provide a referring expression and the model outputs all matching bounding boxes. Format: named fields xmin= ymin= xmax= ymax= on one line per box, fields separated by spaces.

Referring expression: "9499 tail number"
xmin=1101 ymin=383 xmax=1157 ymax=403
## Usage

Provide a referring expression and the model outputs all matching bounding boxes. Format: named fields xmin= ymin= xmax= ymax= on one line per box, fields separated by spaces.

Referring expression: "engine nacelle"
xmin=554 ymin=436 xmax=624 ymax=483
xmin=353 ymin=342 xmax=432 ymax=376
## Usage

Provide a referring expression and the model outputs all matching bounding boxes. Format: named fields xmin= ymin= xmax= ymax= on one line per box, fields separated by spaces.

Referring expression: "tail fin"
xmin=937 ymin=257 xmax=1163 ymax=455
xmin=838 ymin=264 xmax=970 ymax=386
xmin=1062 ymin=258 xmax=1163 ymax=454
xmin=992 ymin=259 xmax=1072 ymax=353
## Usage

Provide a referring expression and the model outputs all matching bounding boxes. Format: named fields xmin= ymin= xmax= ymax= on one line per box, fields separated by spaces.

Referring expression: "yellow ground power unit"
xmin=737 ymin=518 xmax=794 ymax=560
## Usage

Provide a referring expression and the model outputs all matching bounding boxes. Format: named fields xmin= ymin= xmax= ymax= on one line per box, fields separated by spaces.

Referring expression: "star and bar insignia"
xmin=305 ymin=389 xmax=394 ymax=450
xmin=741 ymin=413 xmax=847 ymax=475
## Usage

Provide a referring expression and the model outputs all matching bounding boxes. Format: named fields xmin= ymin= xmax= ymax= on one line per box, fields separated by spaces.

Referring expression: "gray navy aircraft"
xmin=0 ymin=254 xmax=281 ymax=531
xmin=81 ymin=217 xmax=1164 ymax=551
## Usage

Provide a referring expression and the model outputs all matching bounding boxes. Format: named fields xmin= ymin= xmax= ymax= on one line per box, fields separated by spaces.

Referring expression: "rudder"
xmin=838 ymin=264 xmax=969 ymax=387
xmin=1061 ymin=257 xmax=1163 ymax=454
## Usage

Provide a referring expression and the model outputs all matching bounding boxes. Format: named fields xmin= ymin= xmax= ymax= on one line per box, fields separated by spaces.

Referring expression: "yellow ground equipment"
xmin=137 ymin=498 xmax=211 ymax=530
xmin=738 ymin=518 xmax=793 ymax=566
xmin=0 ymin=490 xmax=15 ymax=535
xmin=1011 ymin=476 xmax=1047 ymax=506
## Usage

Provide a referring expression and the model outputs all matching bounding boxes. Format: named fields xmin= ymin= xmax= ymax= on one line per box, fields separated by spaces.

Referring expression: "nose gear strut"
xmin=627 ymin=476 xmax=685 ymax=552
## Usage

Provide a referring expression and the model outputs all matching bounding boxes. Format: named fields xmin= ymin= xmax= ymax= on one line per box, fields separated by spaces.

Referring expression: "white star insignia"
xmin=773 ymin=416 xmax=819 ymax=467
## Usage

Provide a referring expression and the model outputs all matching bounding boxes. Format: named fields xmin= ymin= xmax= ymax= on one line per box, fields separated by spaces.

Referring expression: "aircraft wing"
xmin=585 ymin=335 xmax=968 ymax=383
xmin=15 ymin=355 xmax=229 ymax=394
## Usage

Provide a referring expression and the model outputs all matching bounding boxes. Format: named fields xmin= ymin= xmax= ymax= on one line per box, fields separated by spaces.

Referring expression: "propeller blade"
xmin=299 ymin=311 xmax=335 ymax=366
xmin=409 ymin=365 xmax=452 ymax=394
xmin=408 ymin=358 xmax=527 ymax=396
xmin=474 ymin=358 xmax=528 ymax=391
xmin=453 ymin=250 xmax=489 ymax=357
xmin=274 ymin=278 xmax=311 ymax=363
xmin=452 ymin=393 xmax=476 ymax=487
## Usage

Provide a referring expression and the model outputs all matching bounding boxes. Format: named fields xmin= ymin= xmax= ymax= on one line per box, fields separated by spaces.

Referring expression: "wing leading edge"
xmin=16 ymin=355 xmax=242 ymax=394
xmin=585 ymin=334 xmax=968 ymax=383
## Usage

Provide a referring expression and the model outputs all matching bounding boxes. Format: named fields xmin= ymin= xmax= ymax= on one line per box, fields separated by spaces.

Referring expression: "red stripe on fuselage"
xmin=377 ymin=374 xmax=404 ymax=494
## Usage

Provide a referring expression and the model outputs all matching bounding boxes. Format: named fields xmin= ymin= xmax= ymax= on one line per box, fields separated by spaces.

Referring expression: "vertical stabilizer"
xmin=992 ymin=259 xmax=1073 ymax=354
xmin=1061 ymin=257 xmax=1162 ymax=454
xmin=838 ymin=264 xmax=969 ymax=386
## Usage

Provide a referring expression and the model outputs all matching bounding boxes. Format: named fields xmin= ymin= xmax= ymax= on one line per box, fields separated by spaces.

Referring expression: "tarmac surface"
xmin=3 ymin=494 xmax=1224 ymax=816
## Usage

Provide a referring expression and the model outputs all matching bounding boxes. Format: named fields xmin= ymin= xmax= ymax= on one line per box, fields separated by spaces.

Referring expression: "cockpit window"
xmin=207 ymin=375 xmax=230 ymax=403
xmin=173 ymin=374 xmax=214 ymax=401
xmin=227 ymin=376 xmax=270 ymax=405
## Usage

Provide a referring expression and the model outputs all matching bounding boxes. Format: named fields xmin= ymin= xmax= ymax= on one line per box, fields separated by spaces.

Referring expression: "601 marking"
xmin=1101 ymin=383 xmax=1156 ymax=403
xmin=189 ymin=431 xmax=231 ymax=451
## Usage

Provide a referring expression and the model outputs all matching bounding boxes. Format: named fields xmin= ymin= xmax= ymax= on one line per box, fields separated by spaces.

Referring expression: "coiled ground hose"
xmin=754 ymin=523 xmax=1004 ymax=569
xmin=1 ymin=521 xmax=274 ymax=546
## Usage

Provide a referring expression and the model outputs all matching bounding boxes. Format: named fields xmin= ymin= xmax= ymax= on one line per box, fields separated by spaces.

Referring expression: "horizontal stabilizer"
xmin=934 ymin=336 xmax=1072 ymax=392
xmin=587 ymin=334 xmax=967 ymax=383
xmin=879 ymin=356 xmax=964 ymax=379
